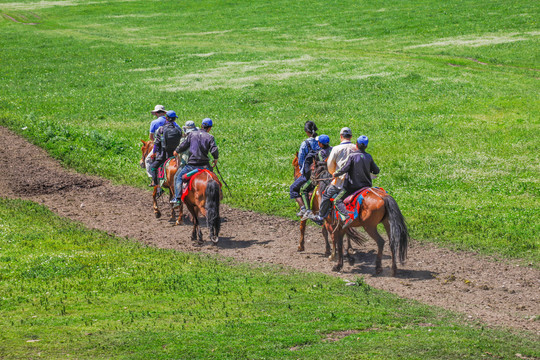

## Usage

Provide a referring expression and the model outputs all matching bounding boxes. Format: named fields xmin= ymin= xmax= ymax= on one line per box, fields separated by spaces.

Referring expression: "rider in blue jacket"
xmin=290 ymin=121 xmax=320 ymax=217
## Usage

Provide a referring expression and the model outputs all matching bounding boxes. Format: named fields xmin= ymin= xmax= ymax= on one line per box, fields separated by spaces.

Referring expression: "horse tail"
xmin=383 ymin=195 xmax=409 ymax=264
xmin=345 ymin=227 xmax=368 ymax=246
xmin=205 ymin=178 xmax=221 ymax=238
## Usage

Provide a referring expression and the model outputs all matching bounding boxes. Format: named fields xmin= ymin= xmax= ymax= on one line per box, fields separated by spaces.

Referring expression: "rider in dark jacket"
xmin=170 ymin=118 xmax=218 ymax=204
xmin=149 ymin=110 xmax=182 ymax=187
xmin=333 ymin=135 xmax=379 ymax=192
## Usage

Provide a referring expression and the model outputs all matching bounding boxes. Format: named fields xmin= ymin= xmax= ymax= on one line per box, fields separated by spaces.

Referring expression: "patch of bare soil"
xmin=0 ymin=126 xmax=538 ymax=334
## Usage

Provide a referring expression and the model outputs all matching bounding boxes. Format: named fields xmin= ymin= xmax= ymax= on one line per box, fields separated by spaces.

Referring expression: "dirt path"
xmin=0 ymin=126 xmax=538 ymax=334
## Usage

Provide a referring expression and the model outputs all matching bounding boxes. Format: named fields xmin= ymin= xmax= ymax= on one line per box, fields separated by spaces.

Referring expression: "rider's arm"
xmin=333 ymin=155 xmax=352 ymax=178
xmin=209 ymin=137 xmax=219 ymax=160
xmin=370 ymin=157 xmax=380 ymax=175
xmin=297 ymin=141 xmax=307 ymax=169
xmin=326 ymin=147 xmax=338 ymax=174
xmin=175 ymin=132 xmax=191 ymax=154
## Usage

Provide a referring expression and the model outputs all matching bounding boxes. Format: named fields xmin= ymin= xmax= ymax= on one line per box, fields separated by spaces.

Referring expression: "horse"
xmin=311 ymin=160 xmax=409 ymax=276
xmin=180 ymin=169 xmax=222 ymax=245
xmin=293 ymin=153 xmax=361 ymax=259
xmin=140 ymin=140 xmax=183 ymax=223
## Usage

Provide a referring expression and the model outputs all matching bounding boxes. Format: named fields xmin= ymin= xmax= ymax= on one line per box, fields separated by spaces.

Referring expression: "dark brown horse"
xmin=293 ymin=153 xmax=360 ymax=260
xmin=140 ymin=140 xmax=183 ymax=223
xmin=181 ymin=169 xmax=223 ymax=244
xmin=311 ymin=161 xmax=409 ymax=275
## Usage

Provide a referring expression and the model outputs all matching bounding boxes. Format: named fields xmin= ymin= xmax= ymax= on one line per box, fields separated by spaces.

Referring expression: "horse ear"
xmin=140 ymin=139 xmax=146 ymax=145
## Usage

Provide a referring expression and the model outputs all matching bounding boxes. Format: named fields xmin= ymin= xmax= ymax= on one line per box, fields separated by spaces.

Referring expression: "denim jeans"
xmin=172 ymin=164 xmax=209 ymax=202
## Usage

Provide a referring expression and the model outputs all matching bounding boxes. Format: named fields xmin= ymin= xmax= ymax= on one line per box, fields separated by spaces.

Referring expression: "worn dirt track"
xmin=0 ymin=126 xmax=538 ymax=335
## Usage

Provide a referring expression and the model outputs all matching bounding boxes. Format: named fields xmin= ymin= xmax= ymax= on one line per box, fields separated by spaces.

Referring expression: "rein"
xmin=213 ymin=163 xmax=232 ymax=197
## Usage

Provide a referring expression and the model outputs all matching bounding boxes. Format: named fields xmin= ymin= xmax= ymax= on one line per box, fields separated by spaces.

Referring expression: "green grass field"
xmin=0 ymin=0 xmax=538 ymax=261
xmin=1 ymin=198 xmax=538 ymax=359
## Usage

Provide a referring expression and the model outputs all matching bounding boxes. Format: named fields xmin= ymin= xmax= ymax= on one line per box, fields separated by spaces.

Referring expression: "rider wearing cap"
xmin=299 ymin=134 xmax=332 ymax=220
xmin=145 ymin=105 xmax=181 ymax=180
xmin=149 ymin=110 xmax=183 ymax=187
xmin=170 ymin=118 xmax=218 ymax=205
xmin=177 ymin=120 xmax=200 ymax=168
xmin=330 ymin=135 xmax=379 ymax=229
xmin=290 ymin=121 xmax=320 ymax=218
xmin=308 ymin=127 xmax=356 ymax=227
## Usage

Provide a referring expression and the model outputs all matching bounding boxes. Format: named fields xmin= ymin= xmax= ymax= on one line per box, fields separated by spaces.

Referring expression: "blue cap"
xmin=202 ymin=118 xmax=213 ymax=127
xmin=166 ymin=110 xmax=178 ymax=119
xmin=357 ymin=135 xmax=368 ymax=147
xmin=317 ymin=134 xmax=330 ymax=145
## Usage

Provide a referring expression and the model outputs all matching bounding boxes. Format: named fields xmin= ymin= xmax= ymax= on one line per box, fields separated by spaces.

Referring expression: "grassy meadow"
xmin=0 ymin=0 xmax=538 ymax=260
xmin=1 ymin=198 xmax=539 ymax=359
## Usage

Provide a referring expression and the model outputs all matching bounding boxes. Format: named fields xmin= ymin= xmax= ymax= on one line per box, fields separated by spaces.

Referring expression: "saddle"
xmin=180 ymin=169 xmax=221 ymax=202
xmin=338 ymin=187 xmax=386 ymax=221
xmin=157 ymin=157 xmax=175 ymax=186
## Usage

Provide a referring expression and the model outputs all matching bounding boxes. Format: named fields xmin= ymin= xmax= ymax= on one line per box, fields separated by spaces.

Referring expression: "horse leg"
xmin=176 ymin=201 xmax=184 ymax=226
xmin=345 ymin=234 xmax=355 ymax=266
xmin=322 ymin=224 xmax=331 ymax=257
xmin=364 ymin=225 xmax=386 ymax=275
xmin=152 ymin=187 xmax=161 ymax=218
xmin=383 ymin=219 xmax=397 ymax=277
xmin=298 ymin=220 xmax=306 ymax=252
xmin=168 ymin=189 xmax=176 ymax=222
xmin=331 ymin=231 xmax=345 ymax=272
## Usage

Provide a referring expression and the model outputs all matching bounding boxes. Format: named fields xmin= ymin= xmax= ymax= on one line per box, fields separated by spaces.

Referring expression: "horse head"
xmin=140 ymin=139 xmax=152 ymax=168
xmin=311 ymin=159 xmax=331 ymax=193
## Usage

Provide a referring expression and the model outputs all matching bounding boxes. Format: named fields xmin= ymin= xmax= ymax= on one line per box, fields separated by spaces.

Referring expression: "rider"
xmin=177 ymin=120 xmax=200 ymax=168
xmin=308 ymin=127 xmax=356 ymax=227
xmin=328 ymin=135 xmax=379 ymax=229
xmin=170 ymin=118 xmax=218 ymax=205
xmin=146 ymin=105 xmax=181 ymax=180
xmin=149 ymin=110 xmax=183 ymax=187
xmin=299 ymin=134 xmax=332 ymax=220
xmin=290 ymin=121 xmax=320 ymax=218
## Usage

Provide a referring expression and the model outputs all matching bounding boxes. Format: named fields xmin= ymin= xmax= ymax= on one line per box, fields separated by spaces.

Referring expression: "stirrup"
xmin=301 ymin=210 xmax=313 ymax=221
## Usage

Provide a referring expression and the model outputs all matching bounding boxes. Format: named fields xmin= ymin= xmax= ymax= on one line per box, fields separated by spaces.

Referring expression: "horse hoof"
xmin=297 ymin=246 xmax=305 ymax=252
xmin=210 ymin=236 xmax=219 ymax=244
xmin=347 ymin=257 xmax=355 ymax=266
xmin=332 ymin=264 xmax=342 ymax=272
xmin=347 ymin=248 xmax=357 ymax=256
xmin=155 ymin=212 xmax=161 ymax=219
xmin=328 ymin=254 xmax=335 ymax=261
xmin=176 ymin=220 xmax=184 ymax=226
xmin=375 ymin=267 xmax=383 ymax=275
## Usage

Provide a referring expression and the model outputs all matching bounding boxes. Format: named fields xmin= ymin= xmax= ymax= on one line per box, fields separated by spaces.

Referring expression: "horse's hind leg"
xmin=364 ymin=225 xmax=385 ymax=275
xmin=331 ymin=231 xmax=345 ymax=272
xmin=322 ymin=224 xmax=331 ymax=257
xmin=345 ymin=234 xmax=355 ymax=266
xmin=298 ymin=220 xmax=306 ymax=252
xmin=168 ymin=190 xmax=176 ymax=222
xmin=176 ymin=201 xmax=184 ymax=226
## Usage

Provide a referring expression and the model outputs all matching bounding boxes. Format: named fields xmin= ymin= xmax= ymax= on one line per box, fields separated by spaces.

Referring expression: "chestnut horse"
xmin=293 ymin=153 xmax=361 ymax=259
xmin=140 ymin=140 xmax=183 ymax=223
xmin=181 ymin=170 xmax=222 ymax=244
xmin=310 ymin=159 xmax=409 ymax=275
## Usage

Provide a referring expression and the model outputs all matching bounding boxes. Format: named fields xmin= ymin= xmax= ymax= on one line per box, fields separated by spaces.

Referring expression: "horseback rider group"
xmin=146 ymin=106 xmax=377 ymax=231
xmin=147 ymin=105 xmax=218 ymax=205
xmin=291 ymin=121 xmax=379 ymax=230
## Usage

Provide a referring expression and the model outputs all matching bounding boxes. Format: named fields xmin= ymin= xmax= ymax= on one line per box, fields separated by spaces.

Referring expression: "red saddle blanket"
xmin=181 ymin=169 xmax=221 ymax=202
xmin=338 ymin=187 xmax=386 ymax=221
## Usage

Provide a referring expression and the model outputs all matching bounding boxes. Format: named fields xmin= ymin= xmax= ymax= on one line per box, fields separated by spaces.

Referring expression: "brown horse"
xmin=311 ymin=161 xmax=409 ymax=275
xmin=140 ymin=140 xmax=183 ymax=223
xmin=181 ymin=169 xmax=223 ymax=244
xmin=292 ymin=154 xmax=360 ymax=259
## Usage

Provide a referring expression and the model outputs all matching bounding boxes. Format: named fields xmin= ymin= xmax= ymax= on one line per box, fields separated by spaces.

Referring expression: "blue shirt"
xmin=149 ymin=116 xmax=180 ymax=134
xmin=298 ymin=137 xmax=320 ymax=174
